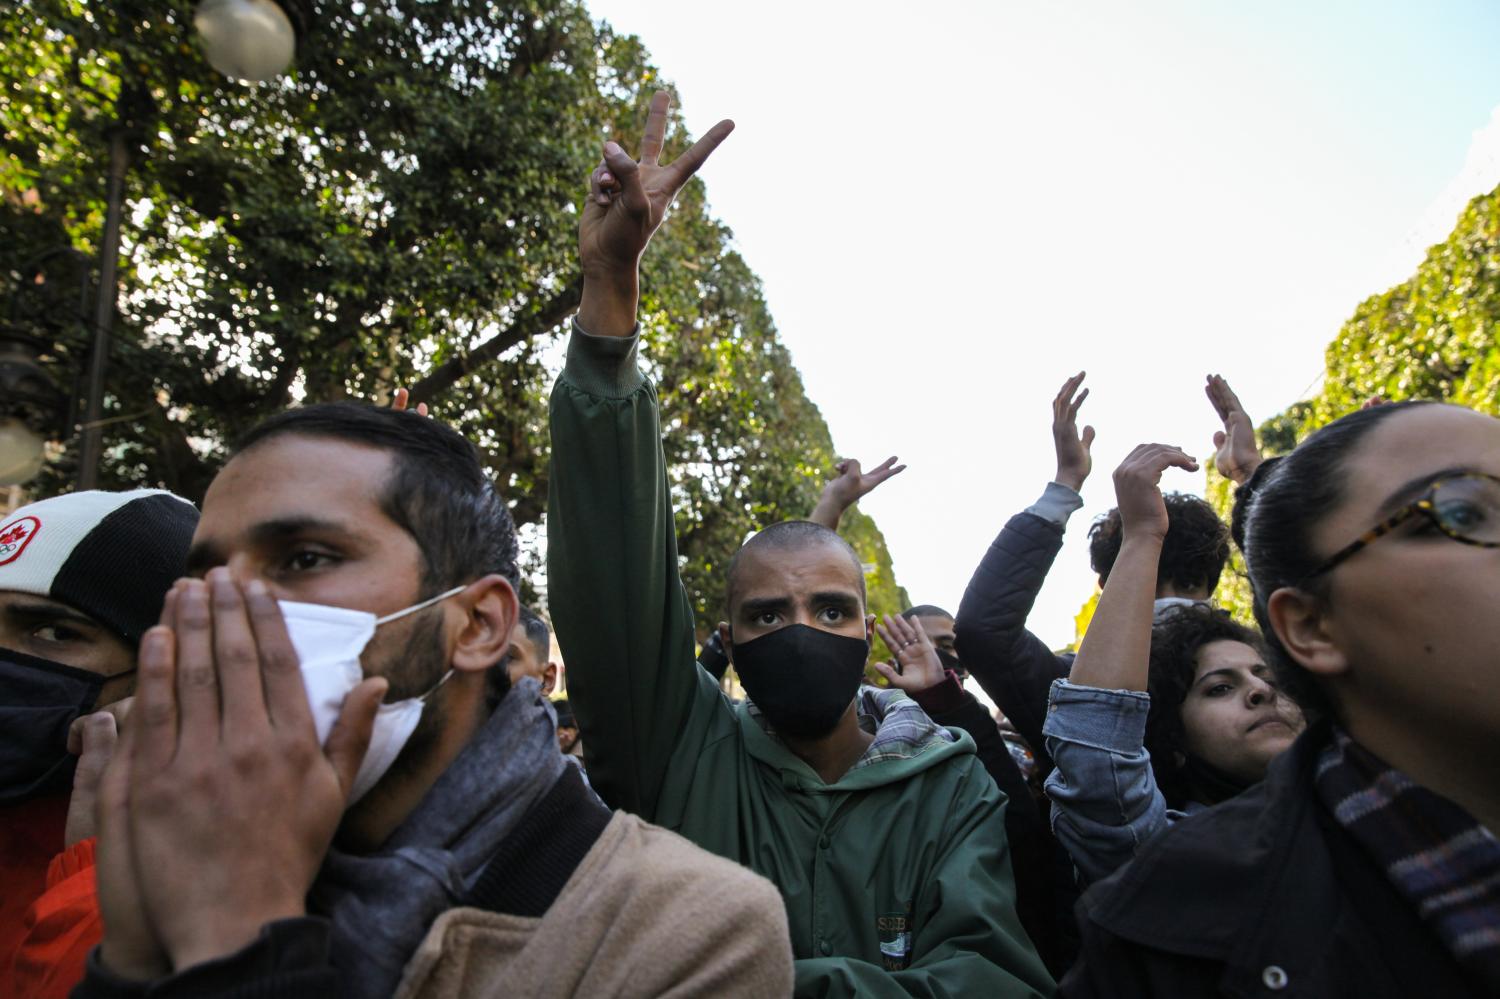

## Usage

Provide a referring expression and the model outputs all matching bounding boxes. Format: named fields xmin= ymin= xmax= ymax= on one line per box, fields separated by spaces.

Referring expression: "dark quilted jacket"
xmin=955 ymin=512 xmax=1076 ymax=777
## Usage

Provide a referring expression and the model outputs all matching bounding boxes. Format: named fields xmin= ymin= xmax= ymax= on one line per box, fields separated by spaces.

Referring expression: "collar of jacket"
xmin=736 ymin=684 xmax=974 ymax=792
xmin=461 ymin=762 xmax=611 ymax=917
xmin=1080 ymin=721 xmax=1346 ymax=996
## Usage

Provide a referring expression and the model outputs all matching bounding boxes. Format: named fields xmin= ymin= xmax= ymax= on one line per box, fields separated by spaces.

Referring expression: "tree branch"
xmin=407 ymin=278 xmax=581 ymax=402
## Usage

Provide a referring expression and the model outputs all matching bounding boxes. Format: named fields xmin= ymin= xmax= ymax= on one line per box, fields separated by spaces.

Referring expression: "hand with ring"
xmin=872 ymin=613 xmax=945 ymax=694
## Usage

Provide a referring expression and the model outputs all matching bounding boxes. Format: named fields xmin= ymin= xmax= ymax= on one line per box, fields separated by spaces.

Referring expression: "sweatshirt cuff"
xmin=910 ymin=672 xmax=968 ymax=716
xmin=1024 ymin=481 xmax=1085 ymax=526
xmin=563 ymin=317 xmax=644 ymax=398
xmin=81 ymin=918 xmax=336 ymax=999
xmin=1042 ymin=678 xmax=1150 ymax=753
xmin=46 ymin=835 xmax=96 ymax=887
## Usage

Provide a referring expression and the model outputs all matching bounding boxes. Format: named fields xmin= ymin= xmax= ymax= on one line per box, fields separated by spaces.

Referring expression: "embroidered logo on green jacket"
xmin=877 ymin=909 xmax=913 ymax=970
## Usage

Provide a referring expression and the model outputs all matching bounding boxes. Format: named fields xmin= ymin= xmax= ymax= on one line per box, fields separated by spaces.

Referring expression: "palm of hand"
xmin=576 ymin=91 xmax=734 ymax=277
xmin=578 ymin=162 xmax=675 ymax=272
xmin=824 ymin=457 xmax=905 ymax=509
xmin=1213 ymin=416 xmax=1256 ymax=478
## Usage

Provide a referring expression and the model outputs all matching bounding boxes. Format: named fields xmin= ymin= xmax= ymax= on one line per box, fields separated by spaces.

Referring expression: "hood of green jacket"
xmin=738 ymin=684 xmax=976 ymax=793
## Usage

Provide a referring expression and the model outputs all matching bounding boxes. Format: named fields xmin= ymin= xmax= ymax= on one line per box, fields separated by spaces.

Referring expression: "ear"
xmin=864 ymin=614 xmax=876 ymax=642
xmin=450 ymin=574 xmax=519 ymax=676
xmin=717 ymin=621 xmax=733 ymax=663
xmin=541 ymin=661 xmax=558 ymax=697
xmin=1266 ymin=586 xmax=1349 ymax=680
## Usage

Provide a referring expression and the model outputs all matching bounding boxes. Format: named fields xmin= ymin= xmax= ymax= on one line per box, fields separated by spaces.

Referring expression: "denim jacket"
xmin=1041 ymin=680 xmax=1202 ymax=886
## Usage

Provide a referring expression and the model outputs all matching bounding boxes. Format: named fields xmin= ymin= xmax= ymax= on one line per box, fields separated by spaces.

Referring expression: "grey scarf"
xmin=311 ymin=676 xmax=567 ymax=998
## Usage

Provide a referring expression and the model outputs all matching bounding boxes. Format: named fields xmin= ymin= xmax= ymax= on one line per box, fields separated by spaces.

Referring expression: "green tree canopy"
xmin=1206 ymin=182 xmax=1500 ymax=619
xmin=2 ymin=0 xmax=907 ymax=624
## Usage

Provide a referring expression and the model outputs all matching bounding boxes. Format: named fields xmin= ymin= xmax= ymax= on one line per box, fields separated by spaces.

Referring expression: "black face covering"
xmin=935 ymin=648 xmax=967 ymax=679
xmin=0 ymin=648 xmax=112 ymax=807
xmin=730 ymin=624 xmax=869 ymax=739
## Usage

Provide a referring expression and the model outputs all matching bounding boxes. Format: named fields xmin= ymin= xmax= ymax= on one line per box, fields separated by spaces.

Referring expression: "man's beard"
xmin=368 ymin=607 xmax=451 ymax=784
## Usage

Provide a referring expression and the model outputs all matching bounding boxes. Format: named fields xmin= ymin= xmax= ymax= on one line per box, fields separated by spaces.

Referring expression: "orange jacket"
xmin=1 ymin=795 xmax=101 ymax=999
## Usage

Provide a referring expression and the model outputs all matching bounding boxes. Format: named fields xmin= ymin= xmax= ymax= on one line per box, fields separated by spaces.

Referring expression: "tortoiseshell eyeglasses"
xmin=1304 ymin=472 xmax=1500 ymax=579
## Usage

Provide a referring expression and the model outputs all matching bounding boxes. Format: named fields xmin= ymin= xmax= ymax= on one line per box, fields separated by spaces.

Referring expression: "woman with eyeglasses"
xmin=1041 ymin=444 xmax=1304 ymax=887
xmin=1061 ymin=401 xmax=1499 ymax=999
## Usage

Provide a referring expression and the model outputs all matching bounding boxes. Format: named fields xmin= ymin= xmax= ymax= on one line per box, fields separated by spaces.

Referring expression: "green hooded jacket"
xmin=547 ymin=326 xmax=1055 ymax=998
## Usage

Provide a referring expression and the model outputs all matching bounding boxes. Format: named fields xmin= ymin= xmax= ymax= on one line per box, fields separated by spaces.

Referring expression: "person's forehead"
xmin=197 ymin=436 xmax=398 ymax=544
xmin=734 ymin=542 xmax=863 ymax=598
xmin=1341 ymin=408 xmax=1500 ymax=523
xmin=913 ymin=614 xmax=955 ymax=634
xmin=1191 ymin=640 xmax=1265 ymax=682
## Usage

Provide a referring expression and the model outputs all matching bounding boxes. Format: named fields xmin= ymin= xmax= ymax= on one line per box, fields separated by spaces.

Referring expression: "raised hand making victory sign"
xmin=577 ymin=91 xmax=735 ymax=337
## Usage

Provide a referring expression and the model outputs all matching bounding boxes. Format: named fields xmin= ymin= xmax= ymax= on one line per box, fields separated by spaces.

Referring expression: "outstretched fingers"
xmin=665 ymin=118 xmax=736 ymax=186
xmin=1054 ymin=371 xmax=1086 ymax=414
xmin=1068 ymin=386 xmax=1090 ymax=421
xmin=1206 ymin=373 xmax=1242 ymax=421
xmin=869 ymin=456 xmax=907 ymax=484
xmin=639 ymin=90 xmax=671 ymax=165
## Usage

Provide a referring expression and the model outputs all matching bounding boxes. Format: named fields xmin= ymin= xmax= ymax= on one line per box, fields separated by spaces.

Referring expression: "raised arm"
xmin=954 ymin=373 xmax=1093 ymax=765
xmin=1065 ymin=443 xmax=1195 ymax=690
xmin=547 ymin=93 xmax=736 ymax=818
xmin=807 ymin=457 xmax=906 ymax=530
xmin=1043 ymin=443 xmax=1198 ymax=884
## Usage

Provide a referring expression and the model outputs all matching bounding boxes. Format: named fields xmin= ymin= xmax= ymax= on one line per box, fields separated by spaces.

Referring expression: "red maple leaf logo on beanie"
xmin=0 ymin=516 xmax=40 ymax=565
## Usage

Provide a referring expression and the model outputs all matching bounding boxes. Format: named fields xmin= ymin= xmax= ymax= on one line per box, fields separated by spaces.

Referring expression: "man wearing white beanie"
xmin=0 ymin=488 xmax=198 ymax=999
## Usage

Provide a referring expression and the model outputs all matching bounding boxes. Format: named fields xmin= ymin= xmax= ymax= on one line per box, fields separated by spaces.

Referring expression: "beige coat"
xmin=394 ymin=811 xmax=793 ymax=998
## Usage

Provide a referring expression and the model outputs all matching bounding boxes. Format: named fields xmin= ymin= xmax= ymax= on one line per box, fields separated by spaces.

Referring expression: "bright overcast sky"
xmin=585 ymin=0 xmax=1500 ymax=647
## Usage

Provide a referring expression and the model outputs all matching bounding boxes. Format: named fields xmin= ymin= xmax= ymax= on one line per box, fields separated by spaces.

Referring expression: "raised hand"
xmin=808 ymin=456 xmax=906 ymax=530
xmin=1205 ymin=374 xmax=1261 ymax=484
xmin=871 ymin=614 xmax=945 ymax=694
xmin=391 ymin=387 xmax=428 ymax=417
xmin=1052 ymin=372 xmax=1095 ymax=491
xmin=577 ymin=91 xmax=735 ymax=336
xmin=96 ymin=572 xmax=386 ymax=975
xmin=1112 ymin=443 xmax=1199 ymax=541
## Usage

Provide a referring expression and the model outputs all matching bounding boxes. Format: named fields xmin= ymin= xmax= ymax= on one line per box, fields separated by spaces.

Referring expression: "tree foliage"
xmin=1206 ymin=182 xmax=1500 ymax=620
xmin=1 ymin=0 xmax=906 ymax=623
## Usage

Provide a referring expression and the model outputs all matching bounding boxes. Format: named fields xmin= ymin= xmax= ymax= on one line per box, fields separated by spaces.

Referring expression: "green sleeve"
xmin=793 ymin=763 xmax=1057 ymax=998
xmin=546 ymin=323 xmax=703 ymax=820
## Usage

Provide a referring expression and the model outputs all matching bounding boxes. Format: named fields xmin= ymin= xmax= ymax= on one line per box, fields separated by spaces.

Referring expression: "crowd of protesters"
xmin=2 ymin=92 xmax=1497 ymax=998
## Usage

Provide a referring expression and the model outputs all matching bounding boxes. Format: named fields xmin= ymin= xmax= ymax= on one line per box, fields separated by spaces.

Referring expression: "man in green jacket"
xmin=547 ymin=92 xmax=1054 ymax=998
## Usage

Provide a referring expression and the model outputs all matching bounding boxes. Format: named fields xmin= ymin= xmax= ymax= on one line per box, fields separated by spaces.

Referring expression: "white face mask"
xmin=279 ymin=585 xmax=466 ymax=804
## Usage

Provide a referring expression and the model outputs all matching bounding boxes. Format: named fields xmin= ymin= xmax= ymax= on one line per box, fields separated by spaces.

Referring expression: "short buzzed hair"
xmin=518 ymin=605 xmax=550 ymax=662
xmin=725 ymin=520 xmax=866 ymax=616
xmin=901 ymin=604 xmax=953 ymax=621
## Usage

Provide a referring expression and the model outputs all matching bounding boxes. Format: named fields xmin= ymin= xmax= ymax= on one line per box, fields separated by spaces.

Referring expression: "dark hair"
xmin=553 ymin=697 xmax=576 ymax=729
xmin=901 ymin=604 xmax=952 ymax=620
xmin=1144 ymin=604 xmax=1266 ymax=809
xmin=235 ymin=403 xmax=520 ymax=595
xmin=725 ymin=520 xmax=865 ymax=616
xmin=1232 ymin=401 xmax=1436 ymax=723
xmin=518 ymin=605 xmax=551 ymax=663
xmin=235 ymin=403 xmax=520 ymax=709
xmin=1089 ymin=493 xmax=1230 ymax=594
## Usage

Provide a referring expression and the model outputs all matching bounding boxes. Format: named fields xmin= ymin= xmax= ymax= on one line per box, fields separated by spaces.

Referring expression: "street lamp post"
xmin=75 ymin=128 xmax=129 ymax=490
xmin=71 ymin=0 xmax=312 ymax=489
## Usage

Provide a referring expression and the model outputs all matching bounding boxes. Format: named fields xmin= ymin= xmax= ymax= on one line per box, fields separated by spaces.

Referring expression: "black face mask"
xmin=0 ymin=648 xmax=113 ymax=807
xmin=935 ymin=648 xmax=966 ymax=679
xmin=730 ymin=624 xmax=869 ymax=740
